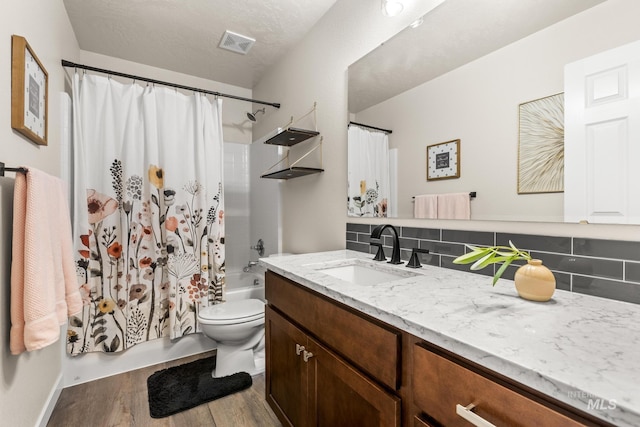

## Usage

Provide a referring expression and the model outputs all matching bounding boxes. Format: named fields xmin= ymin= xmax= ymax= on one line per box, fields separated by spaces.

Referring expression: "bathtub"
xmin=224 ymin=269 xmax=265 ymax=301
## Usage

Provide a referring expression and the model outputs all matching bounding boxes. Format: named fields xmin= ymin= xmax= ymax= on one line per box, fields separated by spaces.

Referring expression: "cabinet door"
xmin=308 ymin=337 xmax=401 ymax=427
xmin=266 ymin=306 xmax=309 ymax=427
xmin=266 ymin=270 xmax=401 ymax=390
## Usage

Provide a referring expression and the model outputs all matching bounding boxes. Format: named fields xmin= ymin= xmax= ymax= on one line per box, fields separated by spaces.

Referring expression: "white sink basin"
xmin=308 ymin=259 xmax=419 ymax=286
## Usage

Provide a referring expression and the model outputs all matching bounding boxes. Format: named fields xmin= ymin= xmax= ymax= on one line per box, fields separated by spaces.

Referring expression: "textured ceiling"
xmin=349 ymin=0 xmax=606 ymax=113
xmin=63 ymin=0 xmax=337 ymax=89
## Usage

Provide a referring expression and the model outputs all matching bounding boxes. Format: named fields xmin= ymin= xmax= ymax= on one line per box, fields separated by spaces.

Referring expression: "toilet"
xmin=198 ymin=298 xmax=266 ymax=378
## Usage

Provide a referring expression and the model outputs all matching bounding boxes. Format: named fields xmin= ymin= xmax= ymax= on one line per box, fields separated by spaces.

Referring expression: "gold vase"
xmin=514 ymin=259 xmax=556 ymax=302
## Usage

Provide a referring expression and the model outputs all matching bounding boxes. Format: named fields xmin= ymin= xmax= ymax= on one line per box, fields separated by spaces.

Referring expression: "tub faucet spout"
xmin=243 ymin=261 xmax=259 ymax=272
xmin=370 ymin=224 xmax=402 ymax=265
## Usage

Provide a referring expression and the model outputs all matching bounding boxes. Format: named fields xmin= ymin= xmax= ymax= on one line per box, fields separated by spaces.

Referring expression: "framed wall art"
xmin=427 ymin=139 xmax=460 ymax=181
xmin=518 ymin=93 xmax=564 ymax=194
xmin=11 ymin=35 xmax=48 ymax=146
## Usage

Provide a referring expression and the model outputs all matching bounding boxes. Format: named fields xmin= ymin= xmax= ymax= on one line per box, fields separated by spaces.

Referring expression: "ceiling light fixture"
xmin=381 ymin=0 xmax=404 ymax=17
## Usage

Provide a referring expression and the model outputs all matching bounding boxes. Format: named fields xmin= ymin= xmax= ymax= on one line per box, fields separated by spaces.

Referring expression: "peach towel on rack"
xmin=437 ymin=193 xmax=471 ymax=220
xmin=10 ymin=167 xmax=82 ymax=355
xmin=414 ymin=194 xmax=438 ymax=219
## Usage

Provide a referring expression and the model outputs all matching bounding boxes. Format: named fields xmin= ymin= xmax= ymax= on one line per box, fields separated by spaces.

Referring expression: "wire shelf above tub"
xmin=259 ymin=103 xmax=323 ymax=180
xmin=261 ymin=166 xmax=324 ymax=180
xmin=260 ymin=136 xmax=324 ymax=180
xmin=263 ymin=127 xmax=320 ymax=146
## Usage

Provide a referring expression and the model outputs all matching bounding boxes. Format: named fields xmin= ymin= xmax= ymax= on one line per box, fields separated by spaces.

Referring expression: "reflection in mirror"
xmin=347 ymin=123 xmax=397 ymax=218
xmin=347 ymin=0 xmax=640 ymax=223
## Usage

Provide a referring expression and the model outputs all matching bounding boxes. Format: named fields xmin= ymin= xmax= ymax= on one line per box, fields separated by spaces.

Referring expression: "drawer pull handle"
xmin=303 ymin=350 xmax=314 ymax=362
xmin=296 ymin=344 xmax=305 ymax=355
xmin=455 ymin=404 xmax=496 ymax=427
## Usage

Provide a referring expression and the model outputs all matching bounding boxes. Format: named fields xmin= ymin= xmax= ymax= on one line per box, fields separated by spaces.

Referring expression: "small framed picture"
xmin=11 ymin=35 xmax=48 ymax=146
xmin=427 ymin=139 xmax=460 ymax=181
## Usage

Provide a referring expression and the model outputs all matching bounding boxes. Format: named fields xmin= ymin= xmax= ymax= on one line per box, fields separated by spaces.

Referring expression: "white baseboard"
xmin=38 ymin=373 xmax=63 ymax=427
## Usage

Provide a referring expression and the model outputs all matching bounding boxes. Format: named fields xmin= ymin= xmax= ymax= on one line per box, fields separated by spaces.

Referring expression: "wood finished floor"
xmin=48 ymin=352 xmax=282 ymax=427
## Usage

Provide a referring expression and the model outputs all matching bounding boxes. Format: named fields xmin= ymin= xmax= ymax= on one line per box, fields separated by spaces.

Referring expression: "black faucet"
xmin=370 ymin=224 xmax=402 ymax=265
xmin=407 ymin=247 xmax=430 ymax=268
xmin=369 ymin=239 xmax=387 ymax=261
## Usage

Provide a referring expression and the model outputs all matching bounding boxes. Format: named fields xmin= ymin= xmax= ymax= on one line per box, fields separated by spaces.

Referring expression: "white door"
xmin=564 ymin=40 xmax=640 ymax=224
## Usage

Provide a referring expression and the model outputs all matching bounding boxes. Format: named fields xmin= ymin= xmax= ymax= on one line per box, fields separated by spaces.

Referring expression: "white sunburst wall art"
xmin=518 ymin=93 xmax=564 ymax=194
xmin=426 ymin=139 xmax=460 ymax=181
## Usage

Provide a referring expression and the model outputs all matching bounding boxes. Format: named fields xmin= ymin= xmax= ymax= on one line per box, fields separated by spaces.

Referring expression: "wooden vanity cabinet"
xmin=266 ymin=306 xmax=400 ymax=427
xmin=265 ymin=271 xmax=401 ymax=427
xmin=265 ymin=270 xmax=611 ymax=427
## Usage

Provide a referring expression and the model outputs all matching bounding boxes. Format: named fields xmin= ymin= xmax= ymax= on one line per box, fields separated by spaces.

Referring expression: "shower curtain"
xmin=347 ymin=125 xmax=390 ymax=217
xmin=67 ymin=73 xmax=225 ymax=355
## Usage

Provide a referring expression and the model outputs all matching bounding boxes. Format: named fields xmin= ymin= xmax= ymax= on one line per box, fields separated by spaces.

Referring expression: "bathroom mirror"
xmin=347 ymin=0 xmax=640 ymax=223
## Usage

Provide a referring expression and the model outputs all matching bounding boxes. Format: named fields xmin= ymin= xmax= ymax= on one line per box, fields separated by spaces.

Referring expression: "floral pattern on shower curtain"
xmin=67 ymin=73 xmax=225 ymax=355
xmin=347 ymin=125 xmax=391 ymax=217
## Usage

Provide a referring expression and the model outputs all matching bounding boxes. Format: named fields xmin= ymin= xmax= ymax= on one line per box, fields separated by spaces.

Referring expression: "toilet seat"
xmin=198 ymin=299 xmax=265 ymax=325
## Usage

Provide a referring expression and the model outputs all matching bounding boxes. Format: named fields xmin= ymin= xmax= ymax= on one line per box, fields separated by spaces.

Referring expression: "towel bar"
xmin=412 ymin=192 xmax=476 ymax=201
xmin=0 ymin=162 xmax=28 ymax=176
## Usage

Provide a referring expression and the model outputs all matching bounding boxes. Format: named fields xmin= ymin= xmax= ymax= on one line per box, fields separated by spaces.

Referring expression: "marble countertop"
xmin=260 ymin=249 xmax=640 ymax=427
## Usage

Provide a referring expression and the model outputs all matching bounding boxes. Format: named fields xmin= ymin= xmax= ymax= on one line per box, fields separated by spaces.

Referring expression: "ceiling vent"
xmin=219 ymin=30 xmax=255 ymax=55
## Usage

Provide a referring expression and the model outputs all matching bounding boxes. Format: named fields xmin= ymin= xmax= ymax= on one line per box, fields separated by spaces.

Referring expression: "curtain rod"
xmin=348 ymin=121 xmax=392 ymax=134
xmin=61 ymin=60 xmax=281 ymax=109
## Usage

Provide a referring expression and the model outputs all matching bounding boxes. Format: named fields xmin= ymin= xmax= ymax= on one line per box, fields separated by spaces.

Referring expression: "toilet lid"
xmin=198 ymin=299 xmax=264 ymax=322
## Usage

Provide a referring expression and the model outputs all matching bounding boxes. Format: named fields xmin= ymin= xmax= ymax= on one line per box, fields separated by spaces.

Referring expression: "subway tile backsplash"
xmin=346 ymin=223 xmax=640 ymax=305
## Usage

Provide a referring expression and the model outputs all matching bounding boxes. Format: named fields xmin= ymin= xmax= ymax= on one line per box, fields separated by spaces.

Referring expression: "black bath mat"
xmin=147 ymin=356 xmax=252 ymax=418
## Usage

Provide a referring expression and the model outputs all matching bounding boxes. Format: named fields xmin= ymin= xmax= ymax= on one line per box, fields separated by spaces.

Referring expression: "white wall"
xmin=0 ymin=1 xmax=81 ymax=426
xmin=252 ymin=0 xmax=447 ymax=254
xmin=253 ymin=0 xmax=640 ymax=252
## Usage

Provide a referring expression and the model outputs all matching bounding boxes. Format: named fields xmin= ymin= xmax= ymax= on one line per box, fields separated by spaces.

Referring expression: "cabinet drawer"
xmin=266 ymin=271 xmax=401 ymax=390
xmin=413 ymin=343 xmax=593 ymax=427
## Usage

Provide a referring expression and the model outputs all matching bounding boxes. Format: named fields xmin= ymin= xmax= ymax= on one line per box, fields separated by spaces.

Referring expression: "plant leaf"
xmin=492 ymin=259 xmax=513 ymax=286
xmin=495 ymin=249 xmax=516 ymax=257
xmin=508 ymin=240 xmax=531 ymax=260
xmin=453 ymin=247 xmax=491 ymax=264
xmin=470 ymin=250 xmax=498 ymax=270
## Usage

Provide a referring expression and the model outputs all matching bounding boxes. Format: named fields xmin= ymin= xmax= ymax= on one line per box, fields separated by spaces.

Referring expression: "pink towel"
xmin=414 ymin=194 xmax=438 ymax=219
xmin=10 ymin=167 xmax=83 ymax=354
xmin=437 ymin=192 xmax=471 ymax=219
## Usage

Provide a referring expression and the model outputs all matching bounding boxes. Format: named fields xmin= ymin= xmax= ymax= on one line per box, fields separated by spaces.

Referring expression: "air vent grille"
xmin=219 ymin=30 xmax=255 ymax=55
